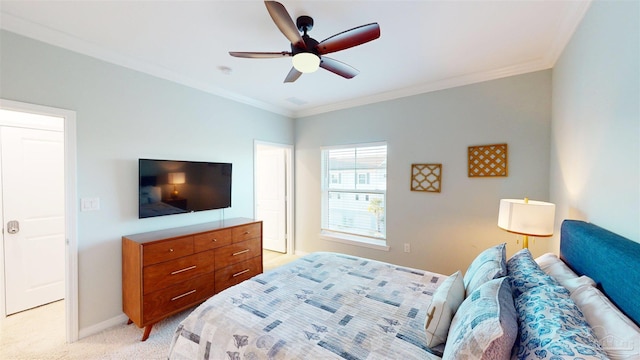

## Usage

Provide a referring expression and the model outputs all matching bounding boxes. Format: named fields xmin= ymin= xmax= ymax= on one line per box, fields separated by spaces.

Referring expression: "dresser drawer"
xmin=194 ymin=229 xmax=232 ymax=252
xmin=123 ymin=218 xmax=262 ymax=340
xmin=215 ymin=256 xmax=263 ymax=293
xmin=215 ymin=238 xmax=261 ymax=269
xmin=143 ymin=273 xmax=215 ymax=323
xmin=144 ymin=250 xmax=216 ymax=294
xmin=232 ymin=223 xmax=261 ymax=243
xmin=142 ymin=236 xmax=194 ymax=266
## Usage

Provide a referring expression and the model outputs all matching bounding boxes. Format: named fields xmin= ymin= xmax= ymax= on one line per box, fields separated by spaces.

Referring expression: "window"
xmin=321 ymin=143 xmax=387 ymax=245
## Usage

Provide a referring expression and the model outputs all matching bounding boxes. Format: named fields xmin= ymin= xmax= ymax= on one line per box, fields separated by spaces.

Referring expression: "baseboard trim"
xmin=78 ymin=313 xmax=129 ymax=340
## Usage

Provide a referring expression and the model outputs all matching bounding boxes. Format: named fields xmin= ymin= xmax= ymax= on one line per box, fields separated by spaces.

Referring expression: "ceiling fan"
xmin=229 ymin=1 xmax=381 ymax=83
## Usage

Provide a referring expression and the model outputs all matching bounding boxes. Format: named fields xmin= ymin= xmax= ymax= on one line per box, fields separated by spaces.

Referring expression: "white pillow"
xmin=571 ymin=285 xmax=640 ymax=360
xmin=140 ymin=185 xmax=162 ymax=204
xmin=561 ymin=275 xmax=597 ymax=293
xmin=534 ymin=252 xmax=560 ymax=269
xmin=424 ymin=270 xmax=465 ymax=347
xmin=535 ymin=252 xmax=596 ymax=292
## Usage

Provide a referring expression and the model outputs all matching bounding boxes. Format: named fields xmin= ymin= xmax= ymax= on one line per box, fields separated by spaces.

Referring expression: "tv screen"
xmin=138 ymin=159 xmax=232 ymax=219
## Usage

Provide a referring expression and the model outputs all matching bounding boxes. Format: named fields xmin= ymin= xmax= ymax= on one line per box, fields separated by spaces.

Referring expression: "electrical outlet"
xmin=404 ymin=243 xmax=410 ymax=253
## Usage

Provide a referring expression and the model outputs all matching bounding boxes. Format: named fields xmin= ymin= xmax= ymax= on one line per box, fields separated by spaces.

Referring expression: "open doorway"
xmin=0 ymin=99 xmax=78 ymax=343
xmin=254 ymin=141 xmax=294 ymax=255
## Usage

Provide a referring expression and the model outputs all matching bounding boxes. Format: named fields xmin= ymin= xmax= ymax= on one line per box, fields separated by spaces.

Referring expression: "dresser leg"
xmin=127 ymin=319 xmax=133 ymax=325
xmin=141 ymin=324 xmax=153 ymax=341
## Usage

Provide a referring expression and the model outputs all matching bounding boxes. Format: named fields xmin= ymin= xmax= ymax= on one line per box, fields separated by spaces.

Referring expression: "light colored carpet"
xmin=0 ymin=251 xmax=299 ymax=359
xmin=0 ymin=299 xmax=190 ymax=360
xmin=263 ymin=249 xmax=299 ymax=270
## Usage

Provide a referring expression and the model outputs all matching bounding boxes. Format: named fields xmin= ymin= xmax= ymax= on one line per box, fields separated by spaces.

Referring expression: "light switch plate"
xmin=81 ymin=197 xmax=100 ymax=211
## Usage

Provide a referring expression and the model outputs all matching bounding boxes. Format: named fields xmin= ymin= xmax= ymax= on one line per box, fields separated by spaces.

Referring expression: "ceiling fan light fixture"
xmin=292 ymin=52 xmax=320 ymax=73
xmin=230 ymin=2 xmax=380 ymax=82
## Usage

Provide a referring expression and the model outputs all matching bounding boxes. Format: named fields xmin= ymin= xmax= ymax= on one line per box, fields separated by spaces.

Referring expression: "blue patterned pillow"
xmin=507 ymin=249 xmax=558 ymax=298
xmin=463 ymin=243 xmax=507 ymax=295
xmin=512 ymin=283 xmax=609 ymax=360
xmin=442 ymin=277 xmax=518 ymax=360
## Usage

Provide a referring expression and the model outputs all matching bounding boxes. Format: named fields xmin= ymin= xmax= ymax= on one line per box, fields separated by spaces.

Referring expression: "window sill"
xmin=320 ymin=231 xmax=390 ymax=251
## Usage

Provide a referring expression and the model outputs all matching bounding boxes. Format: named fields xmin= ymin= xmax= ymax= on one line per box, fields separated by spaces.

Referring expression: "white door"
xmin=256 ymin=144 xmax=287 ymax=253
xmin=1 ymin=126 xmax=65 ymax=315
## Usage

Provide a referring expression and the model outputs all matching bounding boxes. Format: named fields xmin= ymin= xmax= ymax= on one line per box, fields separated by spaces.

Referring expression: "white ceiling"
xmin=0 ymin=0 xmax=591 ymax=118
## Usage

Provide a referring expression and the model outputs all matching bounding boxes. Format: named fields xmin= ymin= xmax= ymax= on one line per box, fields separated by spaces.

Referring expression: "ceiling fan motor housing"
xmin=296 ymin=15 xmax=314 ymax=33
xmin=291 ymin=35 xmax=319 ymax=56
xmin=291 ymin=16 xmax=319 ymax=56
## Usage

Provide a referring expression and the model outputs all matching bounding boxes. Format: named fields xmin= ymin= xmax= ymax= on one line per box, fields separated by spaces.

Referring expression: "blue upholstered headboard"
xmin=560 ymin=220 xmax=640 ymax=326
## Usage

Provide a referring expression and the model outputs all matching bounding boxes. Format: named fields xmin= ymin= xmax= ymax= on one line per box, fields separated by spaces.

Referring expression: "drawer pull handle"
xmin=232 ymin=249 xmax=250 ymax=256
xmin=244 ymin=231 xmax=250 ymax=235
xmin=169 ymin=248 xmax=174 ymax=252
xmin=233 ymin=269 xmax=250 ymax=277
xmin=212 ymin=238 xmax=217 ymax=242
xmin=171 ymin=265 xmax=196 ymax=275
xmin=171 ymin=289 xmax=196 ymax=301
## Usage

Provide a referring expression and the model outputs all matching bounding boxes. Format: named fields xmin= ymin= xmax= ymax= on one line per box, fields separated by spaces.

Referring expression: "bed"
xmin=139 ymin=200 xmax=187 ymax=218
xmin=139 ymin=185 xmax=187 ymax=218
xmin=168 ymin=220 xmax=640 ymax=359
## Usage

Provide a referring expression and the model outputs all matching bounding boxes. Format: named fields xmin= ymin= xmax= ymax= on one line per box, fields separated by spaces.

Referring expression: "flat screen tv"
xmin=138 ymin=159 xmax=232 ymax=219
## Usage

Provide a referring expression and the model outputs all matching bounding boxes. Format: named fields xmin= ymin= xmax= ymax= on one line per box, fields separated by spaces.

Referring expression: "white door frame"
xmin=254 ymin=140 xmax=294 ymax=255
xmin=0 ymin=99 xmax=78 ymax=343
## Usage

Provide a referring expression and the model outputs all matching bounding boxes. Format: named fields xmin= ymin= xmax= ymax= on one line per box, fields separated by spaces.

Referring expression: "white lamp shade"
xmin=498 ymin=198 xmax=555 ymax=236
xmin=168 ymin=172 xmax=185 ymax=185
xmin=292 ymin=52 xmax=320 ymax=73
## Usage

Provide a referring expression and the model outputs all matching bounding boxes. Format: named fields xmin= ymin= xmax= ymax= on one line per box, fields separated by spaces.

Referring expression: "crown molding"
xmin=543 ymin=0 xmax=592 ymax=67
xmin=292 ymin=1 xmax=593 ymax=119
xmin=0 ymin=12 xmax=294 ymax=118
xmin=2 ymin=1 xmax=592 ymax=120
xmin=293 ymin=58 xmax=552 ymax=118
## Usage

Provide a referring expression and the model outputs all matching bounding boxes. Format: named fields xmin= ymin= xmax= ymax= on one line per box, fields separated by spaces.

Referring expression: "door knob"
xmin=7 ymin=220 xmax=19 ymax=234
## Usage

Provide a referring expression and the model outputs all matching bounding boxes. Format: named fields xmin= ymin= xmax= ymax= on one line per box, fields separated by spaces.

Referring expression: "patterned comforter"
xmin=168 ymin=252 xmax=446 ymax=360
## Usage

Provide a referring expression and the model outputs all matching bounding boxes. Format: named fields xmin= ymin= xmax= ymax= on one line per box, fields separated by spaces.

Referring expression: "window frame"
xmin=320 ymin=142 xmax=388 ymax=250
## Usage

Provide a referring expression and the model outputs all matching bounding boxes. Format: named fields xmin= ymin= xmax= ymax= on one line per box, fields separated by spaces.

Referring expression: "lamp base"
xmin=522 ymin=235 xmax=529 ymax=249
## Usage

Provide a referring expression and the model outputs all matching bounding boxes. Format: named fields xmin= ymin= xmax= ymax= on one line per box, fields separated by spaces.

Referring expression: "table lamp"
xmin=168 ymin=172 xmax=185 ymax=199
xmin=498 ymin=198 xmax=555 ymax=249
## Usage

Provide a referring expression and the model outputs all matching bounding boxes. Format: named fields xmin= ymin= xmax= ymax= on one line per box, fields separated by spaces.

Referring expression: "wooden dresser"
xmin=122 ymin=217 xmax=262 ymax=341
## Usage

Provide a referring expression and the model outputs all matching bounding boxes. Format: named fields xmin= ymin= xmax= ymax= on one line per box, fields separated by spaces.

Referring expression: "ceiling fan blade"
xmin=284 ymin=67 xmax=303 ymax=83
xmin=316 ymin=23 xmax=380 ymax=55
xmin=229 ymin=51 xmax=291 ymax=58
xmin=319 ymin=57 xmax=359 ymax=79
xmin=264 ymin=1 xmax=306 ymax=49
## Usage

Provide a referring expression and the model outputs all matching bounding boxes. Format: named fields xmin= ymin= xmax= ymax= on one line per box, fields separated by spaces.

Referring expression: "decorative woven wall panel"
xmin=411 ymin=164 xmax=442 ymax=192
xmin=468 ymin=143 xmax=508 ymax=177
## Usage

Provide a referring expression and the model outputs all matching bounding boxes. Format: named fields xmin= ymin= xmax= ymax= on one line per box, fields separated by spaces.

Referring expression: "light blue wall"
xmin=2 ymin=0 xmax=637 ymax=335
xmin=0 ymin=30 xmax=294 ymax=330
xmin=295 ymin=70 xmax=553 ymax=275
xmin=550 ymin=0 xmax=639 ymax=245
